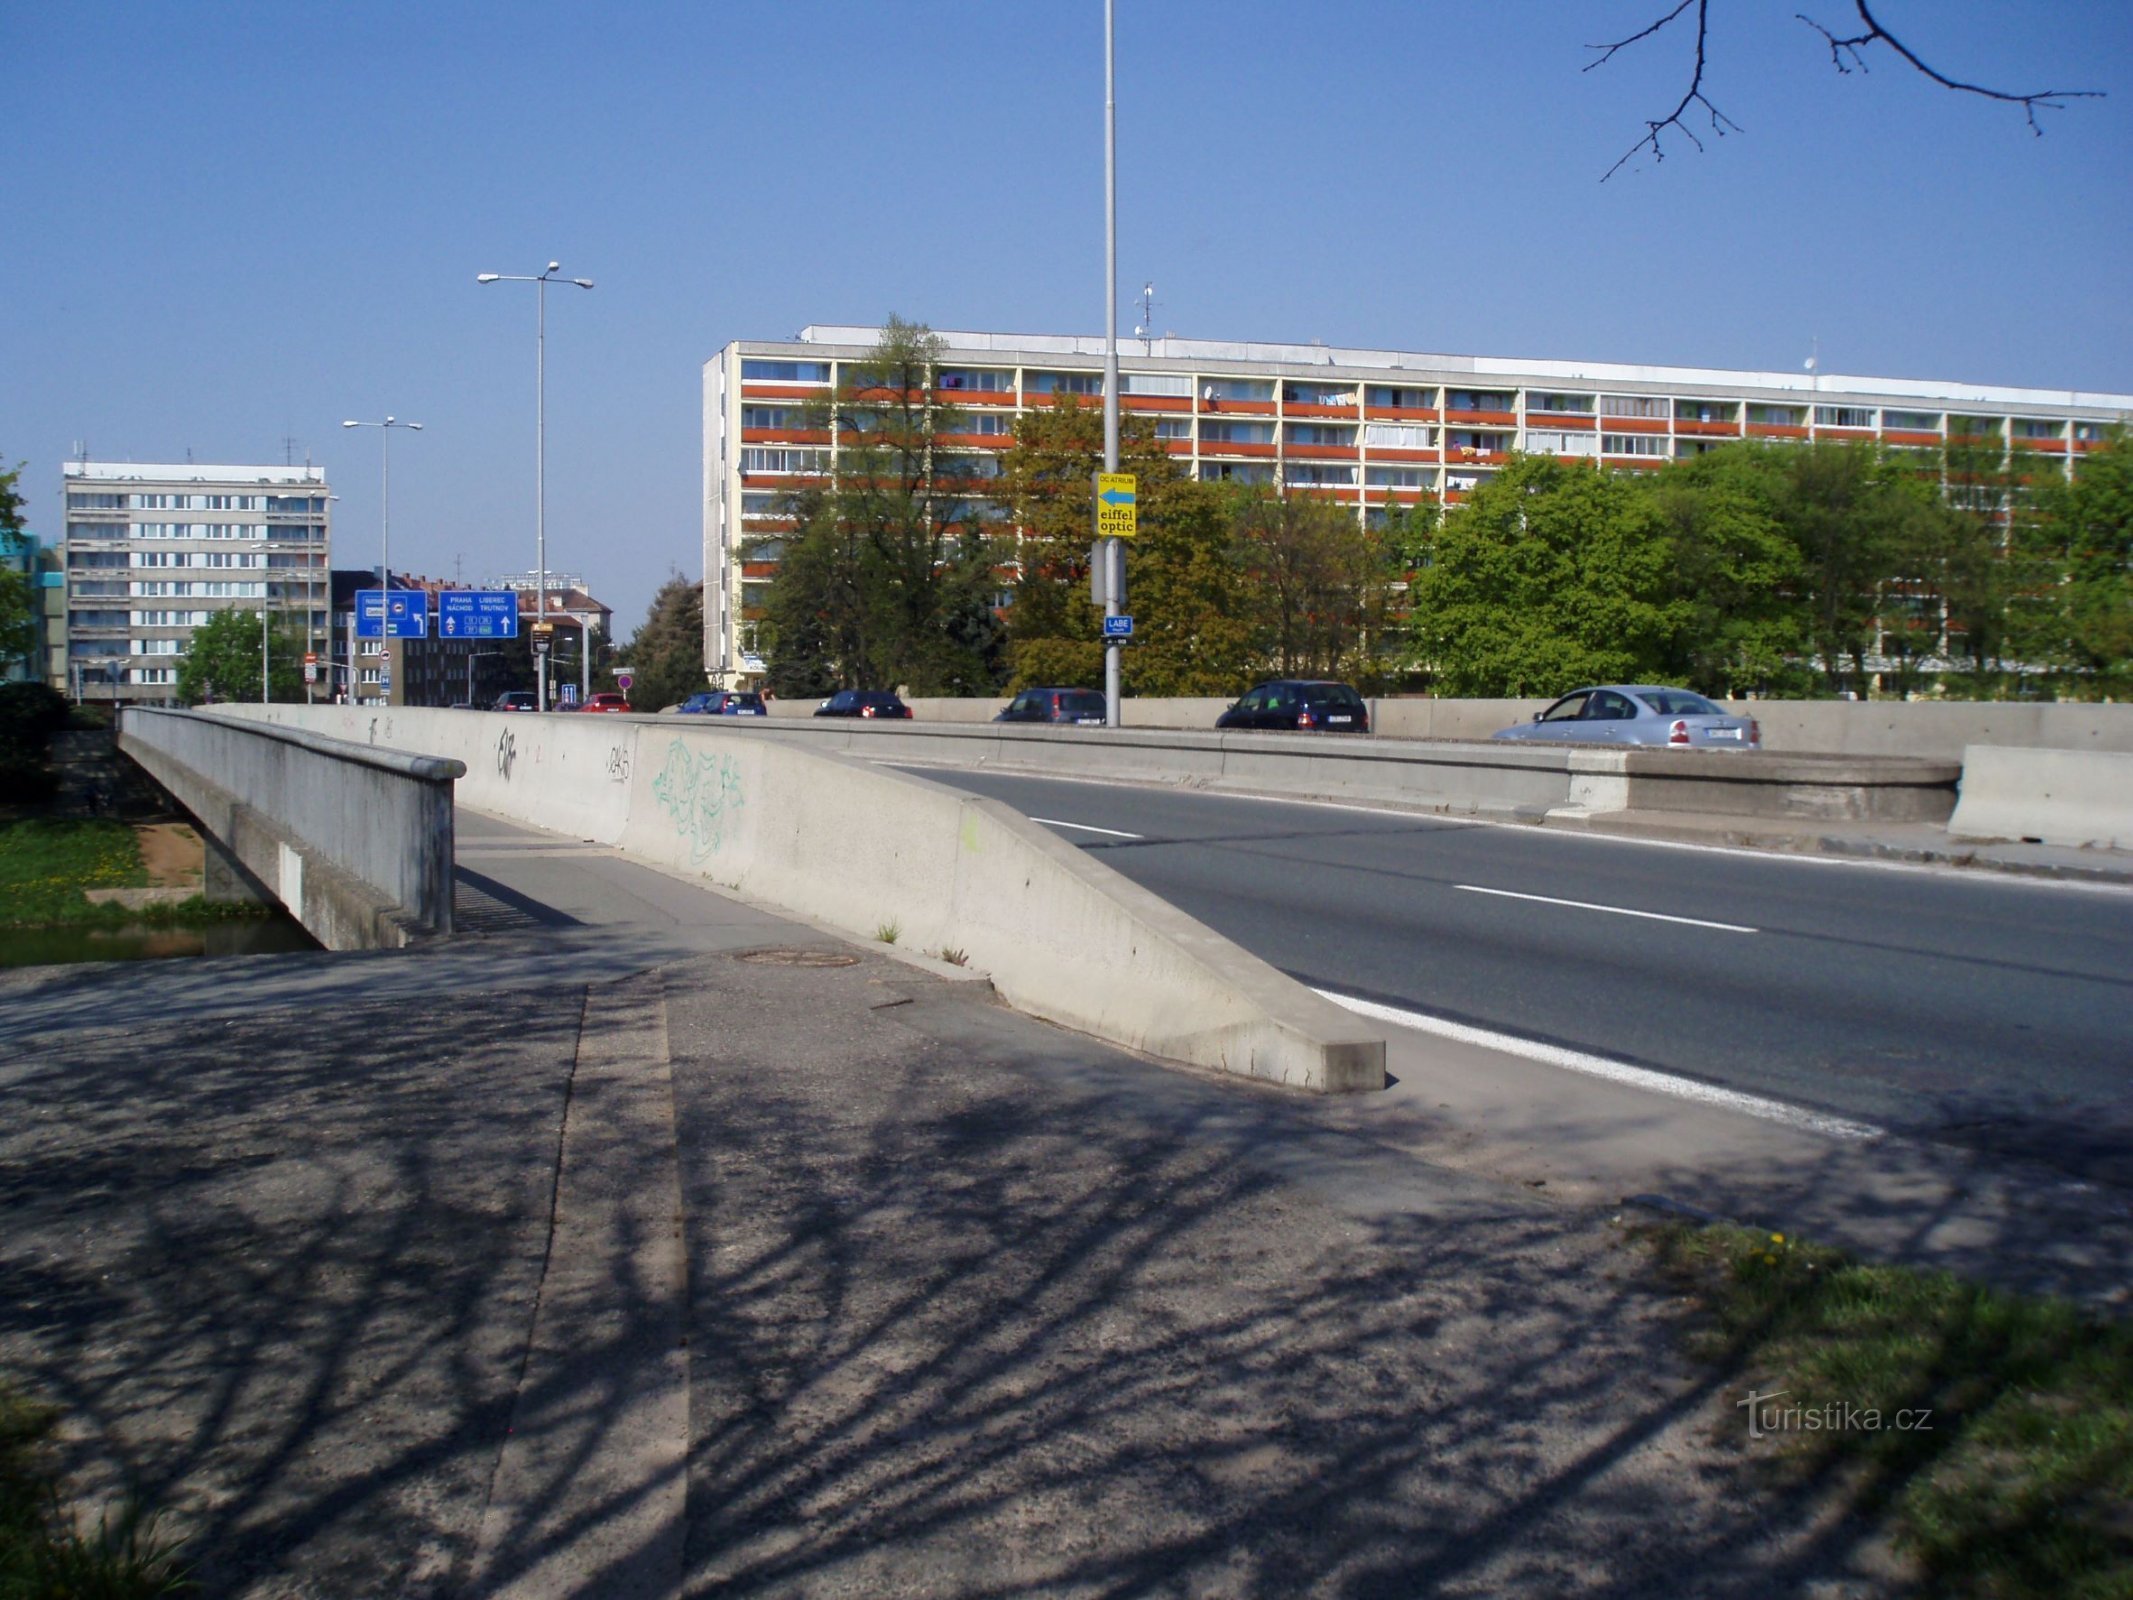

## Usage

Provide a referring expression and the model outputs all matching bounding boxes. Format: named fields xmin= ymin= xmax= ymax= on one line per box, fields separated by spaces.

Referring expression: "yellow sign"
xmin=1094 ymin=472 xmax=1138 ymax=540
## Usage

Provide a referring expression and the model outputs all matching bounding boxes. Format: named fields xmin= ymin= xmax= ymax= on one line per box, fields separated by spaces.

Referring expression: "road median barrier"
xmin=1949 ymin=745 xmax=2133 ymax=850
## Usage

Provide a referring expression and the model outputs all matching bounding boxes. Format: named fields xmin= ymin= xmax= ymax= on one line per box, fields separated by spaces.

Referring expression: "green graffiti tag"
xmin=650 ymin=739 xmax=745 ymax=862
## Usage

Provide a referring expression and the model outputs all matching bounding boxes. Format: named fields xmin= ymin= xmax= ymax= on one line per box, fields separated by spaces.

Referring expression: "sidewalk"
xmin=0 ymin=807 xmax=1912 ymax=1598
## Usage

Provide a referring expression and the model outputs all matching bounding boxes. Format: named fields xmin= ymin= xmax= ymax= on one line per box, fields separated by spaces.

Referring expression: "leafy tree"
xmin=762 ymin=318 xmax=1005 ymax=696
xmin=619 ymin=574 xmax=707 ymax=711
xmin=175 ymin=609 xmax=307 ymax=704
xmin=2025 ymin=431 xmax=2133 ymax=697
xmin=1232 ymin=489 xmax=1403 ymax=685
xmin=0 ymin=461 xmax=33 ymax=676
xmin=1647 ymin=449 xmax=1812 ymax=695
xmin=1413 ymin=455 xmax=1688 ymax=695
xmin=995 ymin=396 xmax=1197 ymax=692
xmin=1126 ymin=478 xmax=1257 ymax=696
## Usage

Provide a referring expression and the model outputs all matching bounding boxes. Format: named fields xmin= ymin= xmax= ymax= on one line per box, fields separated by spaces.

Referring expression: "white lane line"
xmin=1031 ymin=817 xmax=1145 ymax=840
xmin=1455 ymin=883 xmax=1758 ymax=933
xmin=1315 ymin=988 xmax=1883 ymax=1142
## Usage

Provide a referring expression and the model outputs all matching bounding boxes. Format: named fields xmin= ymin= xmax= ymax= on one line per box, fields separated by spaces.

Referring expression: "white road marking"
xmin=1315 ymin=988 xmax=1883 ymax=1142
xmin=1031 ymin=817 xmax=1145 ymax=840
xmin=1455 ymin=883 xmax=1758 ymax=933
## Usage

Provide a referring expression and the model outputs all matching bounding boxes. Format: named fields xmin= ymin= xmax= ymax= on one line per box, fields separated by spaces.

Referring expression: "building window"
xmin=1284 ymin=463 xmax=1356 ymax=486
xmin=1673 ymin=400 xmax=1737 ymax=423
xmin=1285 ymin=423 xmax=1355 ymax=447
xmin=1364 ymin=423 xmax=1433 ymax=449
xmin=1119 ymin=372 xmax=1194 ymax=397
xmin=741 ymin=359 xmax=830 ymax=383
xmin=740 ymin=406 xmax=794 ymax=429
xmin=1027 ymin=371 xmax=1104 ymax=395
xmin=1198 ymin=461 xmax=1274 ymax=484
xmin=1528 ymin=393 xmax=1595 ymax=414
xmin=1201 ymin=378 xmax=1275 ymax=403
xmin=1200 ymin=420 xmax=1274 ymax=445
xmin=1366 ymin=385 xmax=1435 ymax=409
xmin=1283 ymin=382 xmax=1355 ymax=406
xmin=1747 ymin=404 xmax=1807 ymax=426
xmin=937 ymin=368 xmax=1013 ymax=392
xmin=1365 ymin=466 xmax=1430 ymax=487
xmin=2012 ymin=418 xmax=2065 ymax=439
xmin=1882 ymin=410 xmax=1941 ymax=431
xmin=1448 ymin=390 xmax=1516 ymax=412
xmin=740 ymin=447 xmax=827 ymax=475
xmin=964 ymin=412 xmax=1012 ymax=435
xmin=1152 ymin=418 xmax=1193 ymax=440
xmin=1526 ymin=430 xmax=1598 ymax=457
xmin=1602 ymin=434 xmax=1668 ymax=457
xmin=1600 ymin=395 xmax=1666 ymax=418
xmin=1815 ymin=406 xmax=1875 ymax=428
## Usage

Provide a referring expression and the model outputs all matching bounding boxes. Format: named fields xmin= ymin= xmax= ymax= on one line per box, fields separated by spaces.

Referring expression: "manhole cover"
xmin=736 ymin=947 xmax=861 ymax=968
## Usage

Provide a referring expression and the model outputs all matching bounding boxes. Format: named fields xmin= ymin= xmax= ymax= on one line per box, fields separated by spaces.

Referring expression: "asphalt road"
xmin=904 ymin=766 xmax=2133 ymax=1185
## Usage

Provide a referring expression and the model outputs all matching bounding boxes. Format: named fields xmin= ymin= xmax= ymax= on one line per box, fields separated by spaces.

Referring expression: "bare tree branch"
xmin=1799 ymin=0 xmax=2104 ymax=135
xmin=1588 ymin=0 xmax=2103 ymax=180
xmin=1586 ymin=0 xmax=1744 ymax=181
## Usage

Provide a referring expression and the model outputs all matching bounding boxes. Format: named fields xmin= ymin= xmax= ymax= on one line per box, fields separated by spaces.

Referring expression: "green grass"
xmin=1649 ymin=1222 xmax=2133 ymax=1599
xmin=0 ymin=1381 xmax=191 ymax=1598
xmin=0 ymin=820 xmax=145 ymax=926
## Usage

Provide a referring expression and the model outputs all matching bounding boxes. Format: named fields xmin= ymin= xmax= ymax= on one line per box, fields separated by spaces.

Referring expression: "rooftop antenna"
xmin=1133 ymin=282 xmax=1156 ymax=355
xmin=282 ymin=434 xmax=301 ymax=466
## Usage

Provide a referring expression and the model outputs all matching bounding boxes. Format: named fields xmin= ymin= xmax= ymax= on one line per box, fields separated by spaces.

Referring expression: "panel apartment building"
xmin=60 ymin=460 xmax=331 ymax=703
xmin=701 ymin=327 xmax=2133 ymax=690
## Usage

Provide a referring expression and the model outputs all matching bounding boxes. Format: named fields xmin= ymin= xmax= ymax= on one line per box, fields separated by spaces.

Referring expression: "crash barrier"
xmin=1947 ymin=745 xmax=2133 ymax=850
xmin=769 ymin=695 xmax=2133 ymax=761
xmin=687 ymin=718 xmax=1962 ymax=826
xmin=119 ymin=708 xmax=463 ymax=949
xmin=206 ymin=705 xmax=1386 ymax=1093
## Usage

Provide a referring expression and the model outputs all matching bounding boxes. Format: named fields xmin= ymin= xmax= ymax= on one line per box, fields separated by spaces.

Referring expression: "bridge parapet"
xmin=119 ymin=708 xmax=464 ymax=948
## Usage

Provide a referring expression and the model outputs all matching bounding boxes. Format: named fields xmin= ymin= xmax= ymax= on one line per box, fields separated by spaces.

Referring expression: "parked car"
xmin=578 ymin=692 xmax=633 ymax=714
xmin=1491 ymin=686 xmax=1761 ymax=749
xmin=491 ymin=690 xmax=538 ymax=712
xmin=679 ymin=690 xmax=768 ymax=716
xmin=814 ymin=690 xmax=912 ymax=720
xmin=1215 ymin=681 xmax=1370 ymax=733
xmin=996 ymin=688 xmax=1107 ymax=725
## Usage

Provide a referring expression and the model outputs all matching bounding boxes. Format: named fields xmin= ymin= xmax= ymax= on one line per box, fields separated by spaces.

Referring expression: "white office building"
xmin=61 ymin=460 xmax=331 ymax=702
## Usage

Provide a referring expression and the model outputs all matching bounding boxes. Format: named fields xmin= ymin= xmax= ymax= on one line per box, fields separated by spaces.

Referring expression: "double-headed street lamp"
xmin=341 ymin=416 xmax=423 ymax=705
xmin=477 ymin=261 xmax=593 ymax=712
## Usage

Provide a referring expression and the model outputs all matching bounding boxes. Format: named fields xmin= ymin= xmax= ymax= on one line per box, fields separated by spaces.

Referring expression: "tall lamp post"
xmin=341 ymin=416 xmax=424 ymax=705
xmin=476 ymin=261 xmax=594 ymax=712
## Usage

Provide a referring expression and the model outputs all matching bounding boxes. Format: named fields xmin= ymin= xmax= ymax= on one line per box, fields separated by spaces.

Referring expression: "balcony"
xmin=1746 ymin=423 xmax=1808 ymax=439
xmin=1444 ymin=409 xmax=1518 ymax=427
xmin=1673 ymin=419 xmax=1740 ymax=438
xmin=1881 ymin=430 xmax=1942 ymax=448
xmin=1364 ymin=404 xmax=1440 ymax=423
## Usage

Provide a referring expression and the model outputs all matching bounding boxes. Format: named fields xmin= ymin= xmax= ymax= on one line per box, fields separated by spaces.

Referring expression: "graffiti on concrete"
xmin=651 ymin=739 xmax=744 ymax=863
xmin=605 ymin=743 xmax=632 ymax=784
xmin=496 ymin=728 xmax=518 ymax=780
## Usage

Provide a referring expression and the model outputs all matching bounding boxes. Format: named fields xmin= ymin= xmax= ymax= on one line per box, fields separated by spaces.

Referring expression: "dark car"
xmin=679 ymin=690 xmax=768 ymax=716
xmin=1216 ymin=680 xmax=1370 ymax=734
xmin=996 ymin=687 xmax=1107 ymax=725
xmin=814 ymin=690 xmax=912 ymax=720
xmin=491 ymin=690 xmax=538 ymax=712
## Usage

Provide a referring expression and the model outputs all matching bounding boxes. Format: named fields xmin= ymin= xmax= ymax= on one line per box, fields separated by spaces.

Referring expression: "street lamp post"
xmin=341 ymin=416 xmax=424 ymax=705
xmin=477 ymin=262 xmax=594 ymax=712
xmin=1101 ymin=0 xmax=1123 ymax=728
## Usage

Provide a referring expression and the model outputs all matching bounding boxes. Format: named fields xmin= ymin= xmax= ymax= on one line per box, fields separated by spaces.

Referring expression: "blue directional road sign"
xmin=437 ymin=590 xmax=522 ymax=638
xmin=1102 ymin=613 xmax=1135 ymax=638
xmin=354 ymin=589 xmax=428 ymax=639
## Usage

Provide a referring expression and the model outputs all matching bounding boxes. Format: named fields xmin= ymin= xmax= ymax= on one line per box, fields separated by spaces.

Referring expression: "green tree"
xmin=175 ymin=609 xmax=307 ymax=704
xmin=1647 ymin=448 xmax=1812 ymax=695
xmin=2026 ymin=431 xmax=2133 ymax=697
xmin=995 ymin=396 xmax=1197 ymax=691
xmin=0 ymin=461 xmax=34 ymax=676
xmin=762 ymin=318 xmax=1006 ymax=696
xmin=1125 ymin=478 xmax=1258 ymax=696
xmin=1232 ymin=489 xmax=1403 ymax=685
xmin=619 ymin=574 xmax=707 ymax=711
xmin=1413 ymin=455 xmax=1688 ymax=695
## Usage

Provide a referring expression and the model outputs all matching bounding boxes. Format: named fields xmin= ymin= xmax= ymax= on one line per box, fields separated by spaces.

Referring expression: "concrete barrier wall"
xmin=769 ymin=693 xmax=2133 ymax=759
xmin=211 ymin=705 xmax=1386 ymax=1093
xmin=121 ymin=708 xmax=464 ymax=948
xmin=1948 ymin=745 xmax=2133 ymax=849
xmin=685 ymin=716 xmax=1958 ymax=825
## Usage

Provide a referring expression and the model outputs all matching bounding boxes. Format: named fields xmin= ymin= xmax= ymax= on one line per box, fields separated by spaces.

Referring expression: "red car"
xmin=578 ymin=693 xmax=632 ymax=714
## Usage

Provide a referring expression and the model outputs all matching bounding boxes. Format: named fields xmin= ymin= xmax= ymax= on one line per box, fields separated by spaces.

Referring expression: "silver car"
xmin=1492 ymin=685 xmax=1760 ymax=749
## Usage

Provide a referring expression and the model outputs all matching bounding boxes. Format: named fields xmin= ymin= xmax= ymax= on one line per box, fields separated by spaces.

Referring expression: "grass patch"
xmin=1649 ymin=1222 xmax=2133 ymax=1599
xmin=875 ymin=919 xmax=900 ymax=946
xmin=0 ymin=819 xmax=145 ymax=927
xmin=0 ymin=1380 xmax=191 ymax=1597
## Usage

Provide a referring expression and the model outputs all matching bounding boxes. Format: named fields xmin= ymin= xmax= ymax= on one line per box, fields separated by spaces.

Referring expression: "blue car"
xmin=678 ymin=691 xmax=767 ymax=716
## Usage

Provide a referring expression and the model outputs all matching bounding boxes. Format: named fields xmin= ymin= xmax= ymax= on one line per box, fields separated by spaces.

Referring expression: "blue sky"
xmin=6 ymin=0 xmax=2128 ymax=634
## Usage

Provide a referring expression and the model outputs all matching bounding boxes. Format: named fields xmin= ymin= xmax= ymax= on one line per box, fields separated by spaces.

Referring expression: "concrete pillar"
xmin=202 ymin=828 xmax=274 ymax=907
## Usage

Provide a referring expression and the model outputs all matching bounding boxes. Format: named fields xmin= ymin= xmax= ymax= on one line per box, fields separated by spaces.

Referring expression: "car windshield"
xmin=1636 ymin=690 xmax=1723 ymax=717
xmin=1303 ymin=686 xmax=1364 ymax=711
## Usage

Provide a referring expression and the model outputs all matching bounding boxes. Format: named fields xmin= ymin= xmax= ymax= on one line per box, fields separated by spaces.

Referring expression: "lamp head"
xmin=572 ymin=278 xmax=595 ymax=289
xmin=476 ymin=273 xmax=501 ymax=284
xmin=341 ymin=420 xmax=359 ymax=428
xmin=547 ymin=261 xmax=561 ymax=273
xmin=408 ymin=422 xmax=423 ymax=431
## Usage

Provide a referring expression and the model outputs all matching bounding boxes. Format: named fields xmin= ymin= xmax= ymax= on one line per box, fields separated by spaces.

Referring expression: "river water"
xmin=0 ymin=914 xmax=320 ymax=969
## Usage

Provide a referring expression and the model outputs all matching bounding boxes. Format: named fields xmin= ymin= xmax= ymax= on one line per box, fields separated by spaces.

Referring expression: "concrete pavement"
xmin=0 ymin=806 xmax=1917 ymax=1597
